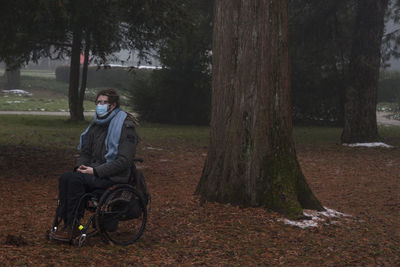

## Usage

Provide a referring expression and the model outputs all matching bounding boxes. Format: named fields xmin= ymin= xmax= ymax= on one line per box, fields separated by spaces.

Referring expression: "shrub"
xmin=55 ymin=66 xmax=70 ymax=83
xmin=378 ymin=71 xmax=400 ymax=103
xmin=291 ymin=63 xmax=346 ymax=126
xmin=131 ymin=68 xmax=211 ymax=125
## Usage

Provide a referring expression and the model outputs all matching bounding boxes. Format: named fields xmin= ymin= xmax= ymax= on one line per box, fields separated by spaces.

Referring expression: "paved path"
xmin=377 ymin=111 xmax=400 ymax=126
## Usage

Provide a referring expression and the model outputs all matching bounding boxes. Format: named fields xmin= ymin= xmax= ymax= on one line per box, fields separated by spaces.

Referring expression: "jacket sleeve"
xmin=93 ymin=120 xmax=137 ymax=178
xmin=75 ymin=128 xmax=93 ymax=169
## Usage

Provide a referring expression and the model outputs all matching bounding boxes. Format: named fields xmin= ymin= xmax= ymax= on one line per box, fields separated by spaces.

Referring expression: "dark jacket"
xmin=75 ymin=118 xmax=137 ymax=183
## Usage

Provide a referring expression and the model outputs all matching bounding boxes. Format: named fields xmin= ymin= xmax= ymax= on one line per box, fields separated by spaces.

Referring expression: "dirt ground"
xmin=0 ymin=138 xmax=399 ymax=266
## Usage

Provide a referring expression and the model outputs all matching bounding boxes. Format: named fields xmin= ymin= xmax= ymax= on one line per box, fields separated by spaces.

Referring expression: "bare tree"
xmin=196 ymin=0 xmax=323 ymax=217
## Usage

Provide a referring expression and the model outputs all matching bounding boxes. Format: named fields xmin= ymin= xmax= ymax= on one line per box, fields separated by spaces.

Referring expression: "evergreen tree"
xmin=0 ymin=0 xmax=185 ymax=121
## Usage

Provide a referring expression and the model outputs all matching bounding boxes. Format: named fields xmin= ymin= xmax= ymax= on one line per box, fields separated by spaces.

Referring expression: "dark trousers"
xmin=58 ymin=172 xmax=114 ymax=225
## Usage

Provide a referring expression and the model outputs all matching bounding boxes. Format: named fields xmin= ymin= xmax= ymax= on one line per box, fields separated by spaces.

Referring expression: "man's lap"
xmin=62 ymin=172 xmax=114 ymax=191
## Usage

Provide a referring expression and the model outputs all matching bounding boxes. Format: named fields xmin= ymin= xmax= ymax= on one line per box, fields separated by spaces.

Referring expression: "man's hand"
xmin=77 ymin=165 xmax=94 ymax=175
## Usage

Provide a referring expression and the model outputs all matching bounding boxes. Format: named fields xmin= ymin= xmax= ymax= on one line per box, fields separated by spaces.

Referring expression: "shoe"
xmin=49 ymin=226 xmax=80 ymax=242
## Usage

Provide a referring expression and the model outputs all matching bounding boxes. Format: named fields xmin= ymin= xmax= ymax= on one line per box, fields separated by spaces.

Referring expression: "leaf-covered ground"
xmin=0 ymin=142 xmax=399 ymax=266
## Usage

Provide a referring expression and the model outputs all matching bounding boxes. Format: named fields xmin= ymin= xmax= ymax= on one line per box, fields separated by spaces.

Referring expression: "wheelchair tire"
xmin=95 ymin=184 xmax=147 ymax=246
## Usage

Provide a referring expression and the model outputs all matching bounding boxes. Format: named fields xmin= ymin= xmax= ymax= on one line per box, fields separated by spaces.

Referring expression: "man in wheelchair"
xmin=49 ymin=89 xmax=140 ymax=242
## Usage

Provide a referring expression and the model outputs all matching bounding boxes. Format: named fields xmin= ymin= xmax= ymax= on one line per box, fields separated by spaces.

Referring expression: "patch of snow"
xmin=98 ymin=64 xmax=161 ymax=69
xmin=6 ymin=100 xmax=25 ymax=104
xmin=2 ymin=89 xmax=32 ymax=96
xmin=319 ymin=207 xmax=351 ymax=218
xmin=99 ymin=63 xmax=125 ymax=67
xmin=145 ymin=146 xmax=163 ymax=151
xmin=343 ymin=142 xmax=393 ymax=148
xmin=282 ymin=218 xmax=319 ymax=229
xmin=137 ymin=65 xmax=161 ymax=69
xmin=279 ymin=207 xmax=351 ymax=229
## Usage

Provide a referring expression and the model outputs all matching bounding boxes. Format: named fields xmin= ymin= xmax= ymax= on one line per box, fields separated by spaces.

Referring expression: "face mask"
xmin=96 ymin=104 xmax=109 ymax=117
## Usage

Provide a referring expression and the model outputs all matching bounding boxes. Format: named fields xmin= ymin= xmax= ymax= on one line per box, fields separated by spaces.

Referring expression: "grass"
xmin=20 ymin=69 xmax=55 ymax=78
xmin=0 ymin=95 xmax=96 ymax=112
xmin=379 ymin=125 xmax=400 ymax=146
xmin=0 ymin=69 xmax=132 ymax=112
xmin=137 ymin=122 xmax=210 ymax=148
xmin=0 ymin=68 xmax=55 ymax=78
xmin=0 ymin=68 xmax=397 ymax=149
xmin=294 ymin=125 xmax=400 ymax=146
xmin=20 ymin=76 xmax=68 ymax=93
xmin=0 ymin=115 xmax=210 ymax=150
xmin=0 ymin=69 xmax=67 ymax=93
xmin=0 ymin=115 xmax=88 ymax=149
xmin=0 ymin=92 xmax=131 ymax=112
xmin=293 ymin=126 xmax=342 ymax=145
xmin=1 ymin=115 xmax=399 ymax=150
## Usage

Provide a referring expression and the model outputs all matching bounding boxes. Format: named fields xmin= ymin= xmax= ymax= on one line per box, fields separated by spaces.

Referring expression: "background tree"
xmin=132 ymin=0 xmax=212 ymax=125
xmin=0 ymin=0 xmax=65 ymax=86
xmin=341 ymin=0 xmax=389 ymax=143
xmin=196 ymin=0 xmax=323 ymax=217
xmin=0 ymin=0 xmax=186 ymax=121
xmin=58 ymin=0 xmax=189 ymax=121
xmin=56 ymin=0 xmax=124 ymax=120
xmin=289 ymin=0 xmax=356 ymax=126
xmin=382 ymin=0 xmax=400 ymax=63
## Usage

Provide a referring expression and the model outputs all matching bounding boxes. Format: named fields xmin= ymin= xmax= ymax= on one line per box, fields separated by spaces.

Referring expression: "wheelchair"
xmin=48 ymin=158 xmax=149 ymax=247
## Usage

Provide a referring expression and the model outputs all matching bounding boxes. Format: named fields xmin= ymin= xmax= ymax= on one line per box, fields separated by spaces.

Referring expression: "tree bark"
xmin=196 ymin=0 xmax=323 ymax=217
xmin=68 ymin=27 xmax=84 ymax=121
xmin=341 ymin=0 xmax=388 ymax=143
xmin=4 ymin=65 xmax=20 ymax=90
xmin=78 ymin=35 xmax=91 ymax=118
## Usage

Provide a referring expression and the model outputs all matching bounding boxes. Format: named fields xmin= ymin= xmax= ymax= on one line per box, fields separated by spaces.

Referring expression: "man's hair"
xmin=96 ymin=88 xmax=120 ymax=108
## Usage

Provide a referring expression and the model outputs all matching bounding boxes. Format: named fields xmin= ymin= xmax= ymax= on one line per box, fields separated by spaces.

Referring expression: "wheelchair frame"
xmin=49 ymin=159 xmax=149 ymax=247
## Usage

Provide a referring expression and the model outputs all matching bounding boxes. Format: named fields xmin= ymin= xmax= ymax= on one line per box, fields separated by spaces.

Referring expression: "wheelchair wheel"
xmin=96 ymin=184 xmax=147 ymax=246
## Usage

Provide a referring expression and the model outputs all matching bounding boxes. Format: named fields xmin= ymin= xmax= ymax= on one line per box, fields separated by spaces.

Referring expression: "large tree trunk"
xmin=68 ymin=28 xmax=84 ymax=121
xmin=196 ymin=0 xmax=323 ymax=217
xmin=341 ymin=0 xmax=388 ymax=143
xmin=4 ymin=65 xmax=20 ymax=90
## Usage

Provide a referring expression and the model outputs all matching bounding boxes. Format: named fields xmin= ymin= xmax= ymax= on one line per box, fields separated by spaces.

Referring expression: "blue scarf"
xmin=78 ymin=108 xmax=127 ymax=162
